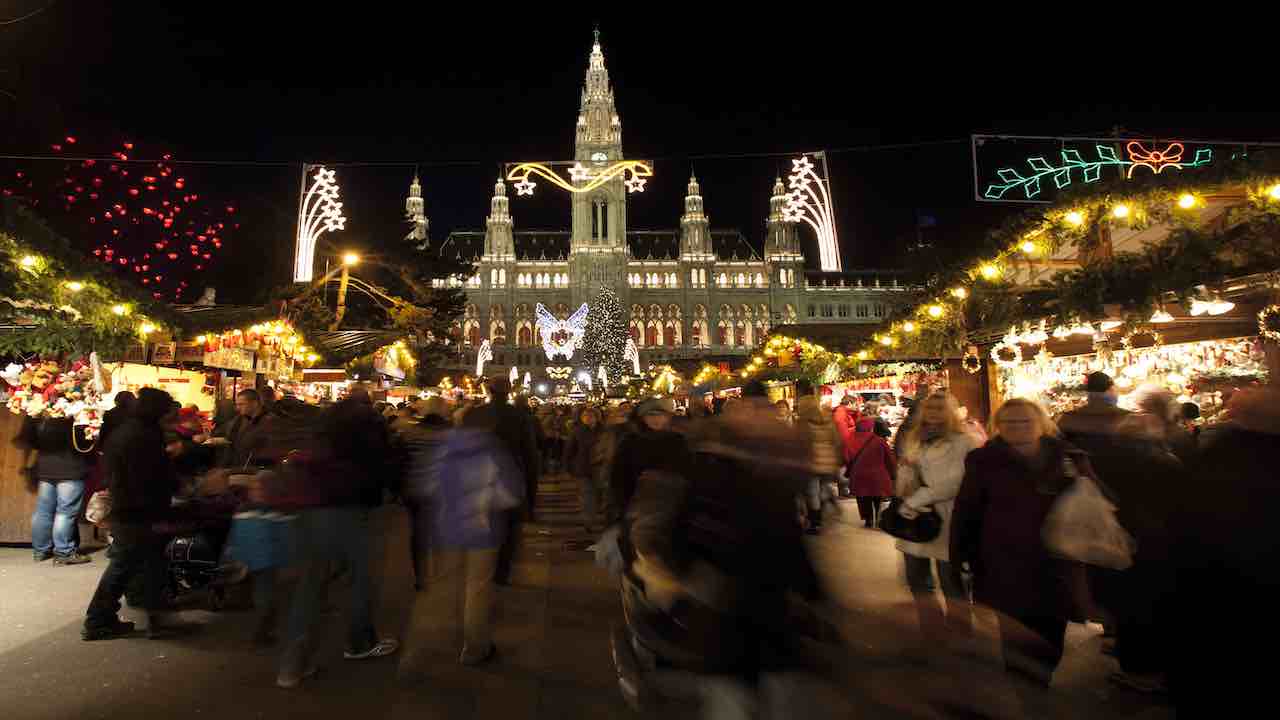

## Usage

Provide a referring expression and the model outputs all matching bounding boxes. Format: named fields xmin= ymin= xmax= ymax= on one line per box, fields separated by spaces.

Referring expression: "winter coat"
xmin=420 ymin=429 xmax=525 ymax=550
xmin=847 ymin=418 xmax=896 ymax=498
xmin=609 ymin=426 xmax=690 ymax=525
xmin=307 ymin=399 xmax=393 ymax=508
xmin=894 ymin=430 xmax=981 ymax=561
xmin=104 ymin=417 xmax=178 ymax=525
xmin=796 ymin=396 xmax=843 ymax=478
xmin=563 ymin=423 xmax=604 ymax=479
xmin=832 ymin=405 xmax=858 ymax=459
xmin=950 ymin=437 xmax=1095 ymax=620
xmin=462 ymin=400 xmax=540 ymax=488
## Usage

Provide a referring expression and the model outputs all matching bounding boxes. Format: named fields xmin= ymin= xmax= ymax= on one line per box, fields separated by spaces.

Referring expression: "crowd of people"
xmin=19 ymin=368 xmax=1276 ymax=715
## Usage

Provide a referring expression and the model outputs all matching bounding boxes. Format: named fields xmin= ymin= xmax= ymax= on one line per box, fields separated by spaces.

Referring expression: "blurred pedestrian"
xmin=847 ymin=417 xmax=896 ymax=529
xmin=952 ymin=398 xmax=1097 ymax=687
xmin=564 ymin=406 xmax=606 ymax=533
xmin=895 ymin=391 xmax=980 ymax=649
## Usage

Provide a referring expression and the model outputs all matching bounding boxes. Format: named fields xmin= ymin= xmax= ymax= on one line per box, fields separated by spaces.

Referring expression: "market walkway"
xmin=0 ymin=477 xmax=1173 ymax=720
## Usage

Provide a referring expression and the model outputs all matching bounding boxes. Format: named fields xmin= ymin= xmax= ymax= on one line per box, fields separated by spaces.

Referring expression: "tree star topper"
xmin=505 ymin=160 xmax=653 ymax=197
xmin=535 ymin=302 xmax=590 ymax=361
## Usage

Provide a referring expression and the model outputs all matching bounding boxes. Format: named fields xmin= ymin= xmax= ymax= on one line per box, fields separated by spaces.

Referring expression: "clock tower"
xmin=570 ymin=29 xmax=628 ymax=306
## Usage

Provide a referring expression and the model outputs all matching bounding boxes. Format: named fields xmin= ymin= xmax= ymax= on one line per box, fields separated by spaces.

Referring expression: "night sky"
xmin=3 ymin=3 xmax=1277 ymax=303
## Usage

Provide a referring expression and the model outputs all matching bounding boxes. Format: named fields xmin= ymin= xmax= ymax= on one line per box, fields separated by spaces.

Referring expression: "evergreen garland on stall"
xmin=580 ymin=284 xmax=629 ymax=382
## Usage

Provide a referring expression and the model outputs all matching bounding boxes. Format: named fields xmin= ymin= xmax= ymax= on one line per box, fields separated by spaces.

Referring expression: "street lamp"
xmin=342 ymin=252 xmax=360 ymax=266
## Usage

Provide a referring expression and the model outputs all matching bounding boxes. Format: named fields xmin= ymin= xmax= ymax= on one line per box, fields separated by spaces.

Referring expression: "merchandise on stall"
xmin=997 ymin=336 xmax=1267 ymax=421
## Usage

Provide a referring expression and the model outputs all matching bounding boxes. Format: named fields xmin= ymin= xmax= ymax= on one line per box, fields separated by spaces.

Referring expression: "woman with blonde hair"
xmin=894 ymin=391 xmax=981 ymax=648
xmin=951 ymin=397 xmax=1098 ymax=688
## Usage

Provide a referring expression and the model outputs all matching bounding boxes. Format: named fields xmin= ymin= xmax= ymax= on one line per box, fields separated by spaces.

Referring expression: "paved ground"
xmin=0 ymin=476 xmax=1173 ymax=720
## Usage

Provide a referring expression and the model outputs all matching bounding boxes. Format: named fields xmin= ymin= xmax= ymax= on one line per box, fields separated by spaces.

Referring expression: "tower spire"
xmin=576 ymin=28 xmax=620 ymax=156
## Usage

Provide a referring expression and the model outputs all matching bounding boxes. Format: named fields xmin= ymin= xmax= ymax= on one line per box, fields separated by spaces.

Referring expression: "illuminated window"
xmin=807 ymin=305 xmax=816 ymax=318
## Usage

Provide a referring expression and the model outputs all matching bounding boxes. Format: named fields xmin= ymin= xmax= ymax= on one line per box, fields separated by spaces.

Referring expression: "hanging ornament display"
xmin=1258 ymin=304 xmax=1280 ymax=342
xmin=962 ymin=346 xmax=982 ymax=374
xmin=991 ymin=340 xmax=1023 ymax=368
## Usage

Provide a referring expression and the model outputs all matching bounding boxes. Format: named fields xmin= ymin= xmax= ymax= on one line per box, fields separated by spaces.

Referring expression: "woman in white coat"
xmin=895 ymin=391 xmax=982 ymax=647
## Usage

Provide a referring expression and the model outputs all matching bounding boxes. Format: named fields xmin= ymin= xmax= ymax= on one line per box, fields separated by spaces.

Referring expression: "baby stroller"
xmin=124 ymin=492 xmax=243 ymax=611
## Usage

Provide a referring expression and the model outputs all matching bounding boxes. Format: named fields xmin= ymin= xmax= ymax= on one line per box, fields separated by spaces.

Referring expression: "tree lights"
xmin=294 ymin=166 xmax=347 ymax=282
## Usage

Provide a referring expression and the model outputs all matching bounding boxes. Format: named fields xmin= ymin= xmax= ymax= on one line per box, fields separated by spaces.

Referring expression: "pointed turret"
xmin=484 ymin=177 xmax=514 ymax=257
xmin=405 ymin=174 xmax=428 ymax=244
xmin=766 ymin=176 xmax=799 ymax=257
xmin=575 ymin=30 xmax=621 ymax=158
xmin=680 ymin=172 xmax=710 ymax=257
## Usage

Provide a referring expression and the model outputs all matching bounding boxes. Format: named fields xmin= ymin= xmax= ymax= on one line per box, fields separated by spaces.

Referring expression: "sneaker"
xmin=82 ymin=619 xmax=136 ymax=641
xmin=53 ymin=553 xmax=91 ymax=565
xmin=343 ymin=638 xmax=399 ymax=660
xmin=33 ymin=551 xmax=53 ymax=562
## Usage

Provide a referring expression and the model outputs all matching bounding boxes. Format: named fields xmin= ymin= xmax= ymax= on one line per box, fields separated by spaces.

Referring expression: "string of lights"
xmin=0 ymin=138 xmax=974 ymax=169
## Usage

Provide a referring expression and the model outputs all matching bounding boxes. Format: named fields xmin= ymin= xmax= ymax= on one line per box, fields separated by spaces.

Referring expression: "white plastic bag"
xmin=1042 ymin=472 xmax=1135 ymax=570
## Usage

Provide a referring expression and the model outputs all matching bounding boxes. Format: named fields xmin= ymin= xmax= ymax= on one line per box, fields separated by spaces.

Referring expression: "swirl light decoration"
xmin=505 ymin=160 xmax=653 ymax=197
xmin=783 ymin=155 xmax=841 ymax=272
xmin=623 ymin=338 xmax=641 ymax=376
xmin=294 ymin=166 xmax=347 ymax=282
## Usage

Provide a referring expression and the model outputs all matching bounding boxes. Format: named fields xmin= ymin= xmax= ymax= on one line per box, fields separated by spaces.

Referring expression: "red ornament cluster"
xmin=3 ymin=137 xmax=241 ymax=301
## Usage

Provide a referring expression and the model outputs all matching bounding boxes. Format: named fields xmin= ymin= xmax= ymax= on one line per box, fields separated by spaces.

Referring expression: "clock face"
xmin=591 ymin=152 xmax=608 ymax=165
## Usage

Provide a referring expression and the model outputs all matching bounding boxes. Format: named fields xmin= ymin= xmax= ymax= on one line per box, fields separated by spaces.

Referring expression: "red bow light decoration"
xmin=1126 ymin=142 xmax=1185 ymax=178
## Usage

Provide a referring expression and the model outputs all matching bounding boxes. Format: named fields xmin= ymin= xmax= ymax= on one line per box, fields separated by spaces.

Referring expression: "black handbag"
xmin=878 ymin=498 xmax=942 ymax=542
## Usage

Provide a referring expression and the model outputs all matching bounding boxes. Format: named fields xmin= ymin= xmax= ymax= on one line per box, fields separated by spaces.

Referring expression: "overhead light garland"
xmin=983 ymin=142 xmax=1213 ymax=200
xmin=505 ymin=160 xmax=652 ymax=197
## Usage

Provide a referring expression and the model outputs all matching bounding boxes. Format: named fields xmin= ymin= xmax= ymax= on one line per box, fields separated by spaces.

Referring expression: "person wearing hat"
xmin=1058 ymin=370 xmax=1182 ymax=693
xmin=608 ymin=397 xmax=688 ymax=528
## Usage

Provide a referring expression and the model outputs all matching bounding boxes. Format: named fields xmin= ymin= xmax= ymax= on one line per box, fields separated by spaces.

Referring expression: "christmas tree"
xmin=580 ymin=284 xmax=629 ymax=382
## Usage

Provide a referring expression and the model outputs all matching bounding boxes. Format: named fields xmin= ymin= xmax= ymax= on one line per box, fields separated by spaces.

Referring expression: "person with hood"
xmin=564 ymin=406 xmax=606 ymax=533
xmin=276 ymin=384 xmax=399 ymax=689
xmin=847 ymin=417 xmax=896 ymax=529
xmin=619 ymin=383 xmax=827 ymax=711
xmin=608 ymin=398 xmax=691 ymax=528
xmin=894 ymin=391 xmax=981 ymax=649
xmin=951 ymin=398 xmax=1098 ymax=688
xmin=82 ymin=388 xmax=182 ymax=640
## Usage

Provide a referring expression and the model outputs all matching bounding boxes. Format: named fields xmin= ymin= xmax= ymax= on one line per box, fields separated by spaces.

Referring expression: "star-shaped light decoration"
xmin=514 ymin=177 xmax=536 ymax=196
xmin=569 ymin=163 xmax=591 ymax=183
xmin=791 ymin=155 xmax=815 ymax=175
xmin=314 ymin=168 xmax=337 ymax=186
xmin=624 ymin=174 xmax=647 ymax=193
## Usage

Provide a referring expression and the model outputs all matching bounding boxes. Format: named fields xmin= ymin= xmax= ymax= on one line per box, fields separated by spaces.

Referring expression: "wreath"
xmin=962 ymin=348 xmax=982 ymax=374
xmin=990 ymin=341 xmax=1023 ymax=368
xmin=1121 ymin=329 xmax=1164 ymax=349
xmin=1259 ymin=304 xmax=1280 ymax=342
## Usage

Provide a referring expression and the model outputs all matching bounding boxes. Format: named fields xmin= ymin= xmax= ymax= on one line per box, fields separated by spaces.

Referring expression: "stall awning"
xmin=303 ymin=369 xmax=347 ymax=383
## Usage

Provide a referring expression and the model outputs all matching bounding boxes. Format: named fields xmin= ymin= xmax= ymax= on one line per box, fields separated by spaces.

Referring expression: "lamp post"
xmin=330 ymin=253 xmax=359 ymax=330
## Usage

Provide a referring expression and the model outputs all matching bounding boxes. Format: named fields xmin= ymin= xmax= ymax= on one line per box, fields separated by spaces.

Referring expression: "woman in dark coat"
xmin=951 ymin=398 xmax=1097 ymax=688
xmin=846 ymin=417 xmax=895 ymax=528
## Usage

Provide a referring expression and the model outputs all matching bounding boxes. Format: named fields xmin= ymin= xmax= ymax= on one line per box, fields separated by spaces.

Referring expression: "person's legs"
xmin=580 ymin=475 xmax=597 ymax=530
xmin=494 ymin=511 xmax=521 ymax=585
xmin=251 ymin=568 xmax=280 ymax=642
xmin=280 ymin=509 xmax=330 ymax=682
xmin=996 ymin=612 xmax=1067 ymax=687
xmin=405 ymin=500 xmax=426 ymax=590
xmin=84 ymin=525 xmax=160 ymax=632
xmin=52 ymin=479 xmax=86 ymax=557
xmin=935 ymin=560 xmax=973 ymax=639
xmin=903 ymin=553 xmax=946 ymax=646
xmin=459 ymin=548 xmax=499 ymax=663
xmin=31 ymin=480 xmax=56 ymax=556
xmin=339 ymin=507 xmax=379 ymax=655
xmin=855 ymin=497 xmax=875 ymax=527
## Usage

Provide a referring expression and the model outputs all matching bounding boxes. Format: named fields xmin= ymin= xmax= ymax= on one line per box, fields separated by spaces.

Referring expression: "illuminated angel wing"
xmin=567 ymin=303 xmax=590 ymax=328
xmin=534 ymin=303 xmax=557 ymax=330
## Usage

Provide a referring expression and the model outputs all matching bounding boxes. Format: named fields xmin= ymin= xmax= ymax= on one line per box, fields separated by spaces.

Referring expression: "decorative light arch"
xmin=783 ymin=155 xmax=841 ymax=272
xmin=505 ymin=160 xmax=653 ymax=197
xmin=294 ymin=165 xmax=347 ymax=282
